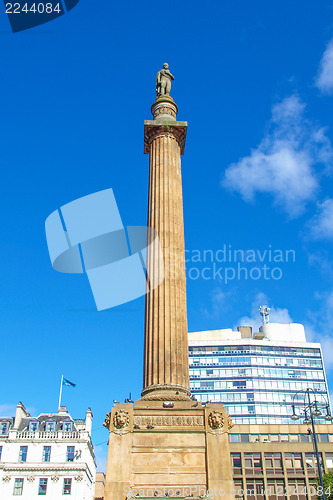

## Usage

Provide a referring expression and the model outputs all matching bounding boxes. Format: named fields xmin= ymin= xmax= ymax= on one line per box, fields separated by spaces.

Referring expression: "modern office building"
xmin=0 ymin=402 xmax=96 ymax=499
xmin=188 ymin=319 xmax=330 ymax=425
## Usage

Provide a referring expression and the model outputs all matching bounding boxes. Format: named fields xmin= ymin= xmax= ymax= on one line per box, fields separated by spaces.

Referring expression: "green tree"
xmin=317 ymin=470 xmax=333 ymax=500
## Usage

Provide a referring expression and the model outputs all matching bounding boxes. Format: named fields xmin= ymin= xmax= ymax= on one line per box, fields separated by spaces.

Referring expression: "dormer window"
xmin=0 ymin=422 xmax=8 ymax=435
xmin=29 ymin=420 xmax=39 ymax=432
xmin=45 ymin=420 xmax=56 ymax=432
xmin=63 ymin=421 xmax=73 ymax=432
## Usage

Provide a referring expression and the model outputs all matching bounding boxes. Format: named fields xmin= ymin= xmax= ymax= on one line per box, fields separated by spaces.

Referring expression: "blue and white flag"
xmin=63 ymin=377 xmax=76 ymax=388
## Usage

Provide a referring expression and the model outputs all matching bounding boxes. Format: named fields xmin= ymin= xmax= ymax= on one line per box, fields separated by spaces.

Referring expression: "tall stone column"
xmin=142 ymin=95 xmax=190 ymax=401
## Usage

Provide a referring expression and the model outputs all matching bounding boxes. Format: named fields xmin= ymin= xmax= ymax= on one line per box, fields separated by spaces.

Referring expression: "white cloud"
xmin=222 ymin=95 xmax=333 ymax=217
xmin=203 ymin=287 xmax=231 ymax=318
xmin=307 ymin=199 xmax=333 ymax=240
xmin=316 ymin=39 xmax=333 ymax=94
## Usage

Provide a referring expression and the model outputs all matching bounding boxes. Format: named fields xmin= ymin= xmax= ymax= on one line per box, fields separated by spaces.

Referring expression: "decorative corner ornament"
xmin=27 ymin=476 xmax=35 ymax=483
xmin=103 ymin=412 xmax=111 ymax=429
xmin=208 ymin=411 xmax=224 ymax=430
xmin=113 ymin=410 xmax=130 ymax=429
xmin=51 ymin=475 xmax=60 ymax=483
xmin=75 ymin=475 xmax=83 ymax=482
xmin=227 ymin=413 xmax=234 ymax=430
xmin=2 ymin=475 xmax=11 ymax=483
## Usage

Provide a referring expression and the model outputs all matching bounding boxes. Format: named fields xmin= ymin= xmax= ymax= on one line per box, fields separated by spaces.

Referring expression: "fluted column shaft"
xmin=142 ymin=101 xmax=189 ymax=400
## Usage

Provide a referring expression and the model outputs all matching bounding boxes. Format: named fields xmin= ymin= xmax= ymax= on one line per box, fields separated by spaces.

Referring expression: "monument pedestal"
xmin=104 ymin=402 xmax=235 ymax=500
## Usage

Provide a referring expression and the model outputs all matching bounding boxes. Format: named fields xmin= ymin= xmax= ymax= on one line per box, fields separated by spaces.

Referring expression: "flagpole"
xmin=58 ymin=375 xmax=63 ymax=410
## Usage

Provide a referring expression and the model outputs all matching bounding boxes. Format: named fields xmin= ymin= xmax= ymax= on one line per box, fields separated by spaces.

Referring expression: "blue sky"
xmin=1 ymin=0 xmax=333 ymax=471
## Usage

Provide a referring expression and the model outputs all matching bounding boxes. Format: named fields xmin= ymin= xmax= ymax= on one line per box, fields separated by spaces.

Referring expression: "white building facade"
xmin=0 ymin=403 xmax=96 ymax=499
xmin=189 ymin=322 xmax=331 ymax=425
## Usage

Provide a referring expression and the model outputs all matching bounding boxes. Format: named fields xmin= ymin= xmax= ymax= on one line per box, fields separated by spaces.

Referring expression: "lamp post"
xmin=291 ymin=388 xmax=332 ymax=500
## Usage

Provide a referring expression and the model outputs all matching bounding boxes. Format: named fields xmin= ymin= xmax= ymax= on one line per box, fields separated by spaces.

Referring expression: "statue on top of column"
xmin=156 ymin=63 xmax=174 ymax=98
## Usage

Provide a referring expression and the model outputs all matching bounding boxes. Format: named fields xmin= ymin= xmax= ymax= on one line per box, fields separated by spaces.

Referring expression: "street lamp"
xmin=291 ymin=388 xmax=332 ymax=500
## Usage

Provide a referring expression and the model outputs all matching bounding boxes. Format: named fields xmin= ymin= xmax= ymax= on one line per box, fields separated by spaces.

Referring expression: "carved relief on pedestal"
xmin=208 ymin=411 xmax=224 ymax=430
xmin=134 ymin=414 xmax=204 ymax=427
xmin=227 ymin=413 xmax=234 ymax=430
xmin=103 ymin=412 xmax=111 ymax=430
xmin=113 ymin=410 xmax=130 ymax=429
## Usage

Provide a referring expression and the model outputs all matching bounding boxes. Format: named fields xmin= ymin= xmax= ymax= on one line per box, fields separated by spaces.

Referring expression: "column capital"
xmin=144 ymin=121 xmax=187 ymax=155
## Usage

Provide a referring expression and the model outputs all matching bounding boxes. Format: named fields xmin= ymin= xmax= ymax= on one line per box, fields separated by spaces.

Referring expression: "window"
xmin=18 ymin=446 xmax=28 ymax=463
xmin=300 ymin=434 xmax=310 ymax=442
xmin=29 ymin=420 xmax=39 ymax=432
xmin=63 ymin=421 xmax=73 ymax=432
xmin=1 ymin=422 xmax=8 ymax=435
xmin=240 ymin=434 xmax=249 ymax=442
xmin=13 ymin=478 xmax=24 ymax=495
xmin=290 ymin=434 xmax=299 ymax=442
xmin=244 ymin=453 xmax=262 ymax=470
xmin=42 ymin=446 xmax=51 ymax=462
xmin=265 ymin=452 xmax=282 ymax=469
xmin=270 ymin=434 xmax=279 ymax=442
xmin=266 ymin=480 xmax=285 ymax=498
xmin=326 ymin=453 xmax=333 ymax=469
xmin=231 ymin=453 xmax=242 ymax=469
xmin=229 ymin=434 xmax=240 ymax=442
xmin=45 ymin=420 xmax=56 ymax=432
xmin=320 ymin=434 xmax=329 ymax=442
xmin=234 ymin=479 xmax=244 ymax=498
xmin=38 ymin=478 xmax=47 ymax=495
xmin=280 ymin=434 xmax=288 ymax=442
xmin=249 ymin=434 xmax=259 ymax=442
xmin=305 ymin=453 xmax=315 ymax=468
xmin=63 ymin=478 xmax=72 ymax=495
xmin=0 ymin=446 xmax=2 ymax=461
xmin=66 ymin=446 xmax=75 ymax=462
xmin=285 ymin=453 xmax=303 ymax=469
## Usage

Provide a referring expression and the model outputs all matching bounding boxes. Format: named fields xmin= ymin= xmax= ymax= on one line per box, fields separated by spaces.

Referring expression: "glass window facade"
xmin=189 ymin=341 xmax=330 ymax=424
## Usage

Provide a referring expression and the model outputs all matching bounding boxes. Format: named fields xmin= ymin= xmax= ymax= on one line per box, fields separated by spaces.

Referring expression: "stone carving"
xmin=2 ymin=475 xmax=11 ymax=483
xmin=134 ymin=415 xmax=203 ymax=427
xmin=156 ymin=63 xmax=174 ymax=97
xmin=75 ymin=475 xmax=83 ymax=482
xmin=144 ymin=125 xmax=187 ymax=155
xmin=103 ymin=412 xmax=111 ymax=429
xmin=51 ymin=475 xmax=59 ymax=483
xmin=154 ymin=106 xmax=176 ymax=119
xmin=27 ymin=476 xmax=35 ymax=483
xmin=208 ymin=411 xmax=224 ymax=430
xmin=113 ymin=410 xmax=130 ymax=429
xmin=227 ymin=413 xmax=234 ymax=430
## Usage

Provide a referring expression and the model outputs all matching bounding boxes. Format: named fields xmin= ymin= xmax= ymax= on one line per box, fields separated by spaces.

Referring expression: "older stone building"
xmin=229 ymin=423 xmax=333 ymax=499
xmin=0 ymin=402 xmax=96 ymax=499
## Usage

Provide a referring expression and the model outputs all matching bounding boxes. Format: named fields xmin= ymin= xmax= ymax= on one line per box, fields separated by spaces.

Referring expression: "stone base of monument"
xmin=103 ymin=402 xmax=235 ymax=500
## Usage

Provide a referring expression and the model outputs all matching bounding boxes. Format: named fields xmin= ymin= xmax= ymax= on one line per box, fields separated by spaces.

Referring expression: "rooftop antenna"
xmin=259 ymin=305 xmax=270 ymax=325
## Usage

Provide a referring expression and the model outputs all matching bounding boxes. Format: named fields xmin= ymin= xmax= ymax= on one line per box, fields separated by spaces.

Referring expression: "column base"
xmin=140 ymin=384 xmax=192 ymax=401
